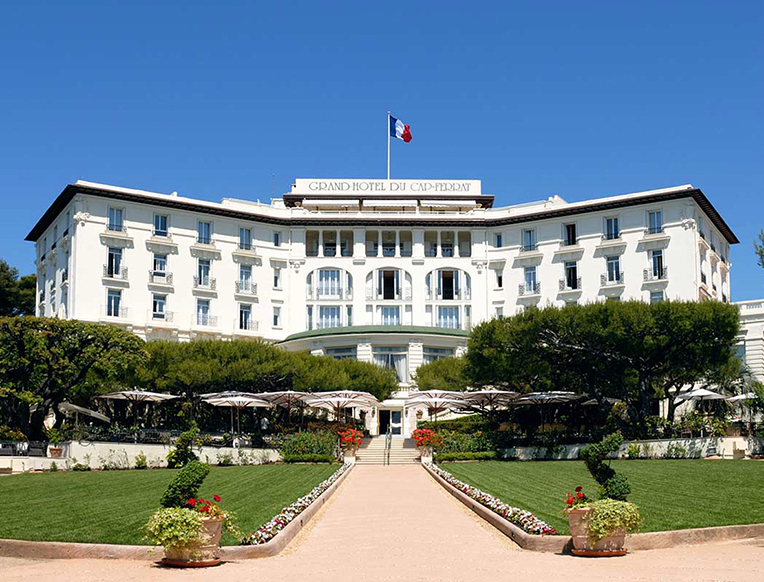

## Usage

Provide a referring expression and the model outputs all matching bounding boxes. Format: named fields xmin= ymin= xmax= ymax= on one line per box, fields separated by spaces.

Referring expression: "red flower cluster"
xmin=564 ymin=486 xmax=588 ymax=509
xmin=338 ymin=429 xmax=363 ymax=450
xmin=187 ymin=494 xmax=227 ymax=519
xmin=411 ymin=428 xmax=441 ymax=448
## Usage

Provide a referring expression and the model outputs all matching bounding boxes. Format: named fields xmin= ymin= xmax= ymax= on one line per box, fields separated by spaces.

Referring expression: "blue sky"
xmin=1 ymin=2 xmax=763 ymax=299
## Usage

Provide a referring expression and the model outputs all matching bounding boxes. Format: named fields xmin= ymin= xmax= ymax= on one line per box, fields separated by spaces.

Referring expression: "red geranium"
xmin=187 ymin=498 xmax=196 ymax=506
xmin=214 ymin=494 xmax=221 ymax=502
xmin=564 ymin=486 xmax=589 ymax=510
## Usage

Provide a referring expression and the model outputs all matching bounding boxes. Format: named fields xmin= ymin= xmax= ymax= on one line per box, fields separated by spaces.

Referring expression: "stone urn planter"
xmin=567 ymin=507 xmax=627 ymax=557
xmin=418 ymin=446 xmax=433 ymax=464
xmin=161 ymin=517 xmax=224 ymax=568
xmin=48 ymin=446 xmax=63 ymax=458
xmin=343 ymin=448 xmax=357 ymax=464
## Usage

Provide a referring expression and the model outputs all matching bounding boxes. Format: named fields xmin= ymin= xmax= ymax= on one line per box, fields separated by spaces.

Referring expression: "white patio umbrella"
xmin=727 ymin=392 xmax=758 ymax=402
xmin=313 ymin=390 xmax=379 ymax=405
xmin=256 ymin=390 xmax=313 ymax=423
xmin=582 ymin=397 xmax=623 ymax=406
xmin=675 ymin=388 xmax=727 ymax=401
xmin=202 ymin=395 xmax=272 ymax=435
xmin=404 ymin=393 xmax=465 ymax=423
xmin=304 ymin=393 xmax=377 ymax=422
xmin=462 ymin=389 xmax=519 ymax=413
xmin=58 ymin=402 xmax=111 ymax=424
xmin=99 ymin=389 xmax=178 ymax=424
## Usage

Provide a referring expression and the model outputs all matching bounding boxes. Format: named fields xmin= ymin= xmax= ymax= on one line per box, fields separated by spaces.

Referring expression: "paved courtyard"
xmin=2 ymin=464 xmax=763 ymax=581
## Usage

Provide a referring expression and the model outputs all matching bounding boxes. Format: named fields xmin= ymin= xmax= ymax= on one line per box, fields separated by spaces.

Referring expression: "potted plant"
xmin=45 ymin=428 xmax=65 ymax=458
xmin=411 ymin=428 xmax=441 ymax=462
xmin=564 ymin=487 xmax=640 ymax=556
xmin=338 ymin=428 xmax=363 ymax=462
xmin=145 ymin=494 xmax=237 ymax=567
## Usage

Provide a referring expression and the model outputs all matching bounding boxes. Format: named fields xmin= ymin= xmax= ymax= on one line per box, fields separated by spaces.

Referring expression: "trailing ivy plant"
xmin=585 ymin=498 xmax=641 ymax=543
xmin=579 ymin=433 xmax=631 ymax=501
xmin=144 ymin=507 xmax=204 ymax=549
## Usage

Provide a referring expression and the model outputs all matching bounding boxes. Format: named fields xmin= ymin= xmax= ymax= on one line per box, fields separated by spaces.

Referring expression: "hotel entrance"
xmin=378 ymin=409 xmax=403 ymax=435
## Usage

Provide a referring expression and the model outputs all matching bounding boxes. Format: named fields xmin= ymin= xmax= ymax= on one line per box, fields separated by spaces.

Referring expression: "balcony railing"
xmin=238 ymin=317 xmax=258 ymax=331
xmin=646 ymin=226 xmax=664 ymax=235
xmin=366 ymin=289 xmax=412 ymax=301
xmin=235 ymin=280 xmax=258 ymax=295
xmin=106 ymin=223 xmax=127 ymax=233
xmin=521 ymin=243 xmax=538 ymax=252
xmin=196 ymin=235 xmax=213 ymax=245
xmin=104 ymin=305 xmax=128 ymax=318
xmin=426 ymin=288 xmax=472 ymax=301
xmin=643 ymin=267 xmax=668 ymax=281
xmin=195 ymin=313 xmax=218 ymax=327
xmin=518 ymin=282 xmax=541 ymax=296
xmin=193 ymin=276 xmax=216 ymax=290
xmin=602 ymin=232 xmax=621 ymax=241
xmin=600 ymin=273 xmax=624 ymax=287
xmin=316 ymin=287 xmax=351 ymax=299
xmin=149 ymin=271 xmax=173 ymax=285
xmin=237 ymin=241 xmax=253 ymax=251
xmin=61 ymin=268 xmax=68 ymax=283
xmin=559 ymin=277 xmax=582 ymax=291
xmin=103 ymin=265 xmax=129 ymax=280
xmin=150 ymin=310 xmax=174 ymax=322
xmin=152 ymin=229 xmax=170 ymax=238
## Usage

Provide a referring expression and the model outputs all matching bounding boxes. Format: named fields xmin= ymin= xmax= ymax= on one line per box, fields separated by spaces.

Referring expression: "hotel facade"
xmin=27 ymin=179 xmax=738 ymax=436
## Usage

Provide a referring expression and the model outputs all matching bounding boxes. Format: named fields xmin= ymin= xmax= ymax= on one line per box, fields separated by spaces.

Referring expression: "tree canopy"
xmin=0 ymin=260 xmax=35 ymax=317
xmin=412 ymin=357 xmax=469 ymax=392
xmin=465 ymin=300 xmax=741 ymax=425
xmin=0 ymin=317 xmax=148 ymax=439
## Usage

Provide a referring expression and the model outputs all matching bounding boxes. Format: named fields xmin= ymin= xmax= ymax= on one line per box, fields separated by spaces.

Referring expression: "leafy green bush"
xmin=585 ymin=499 xmax=641 ymax=543
xmin=663 ymin=442 xmax=688 ymax=459
xmin=134 ymin=452 xmax=147 ymax=470
xmin=48 ymin=461 xmax=58 ymax=472
xmin=0 ymin=425 xmax=27 ymax=442
xmin=160 ymin=460 xmax=210 ymax=508
xmin=144 ymin=507 xmax=203 ymax=548
xmin=626 ymin=443 xmax=642 ymax=459
xmin=282 ymin=454 xmax=337 ymax=463
xmin=579 ymin=433 xmax=631 ymax=501
xmin=166 ymin=422 xmax=201 ymax=468
xmin=216 ymin=452 xmax=234 ymax=466
xmin=276 ymin=432 xmax=336 ymax=457
xmin=436 ymin=430 xmax=494 ymax=453
xmin=436 ymin=451 xmax=498 ymax=462
xmin=417 ymin=415 xmax=488 ymax=432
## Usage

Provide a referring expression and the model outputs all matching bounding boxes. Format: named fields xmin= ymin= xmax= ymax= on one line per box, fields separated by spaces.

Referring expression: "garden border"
xmin=422 ymin=462 xmax=764 ymax=553
xmin=0 ymin=463 xmax=353 ymax=561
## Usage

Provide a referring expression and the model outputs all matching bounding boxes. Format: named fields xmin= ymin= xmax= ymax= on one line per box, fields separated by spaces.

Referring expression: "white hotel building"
xmin=27 ymin=179 xmax=738 ymax=436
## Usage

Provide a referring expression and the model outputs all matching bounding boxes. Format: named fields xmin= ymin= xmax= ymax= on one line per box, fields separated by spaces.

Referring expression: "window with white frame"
xmin=153 ymin=214 xmax=169 ymax=237
xmin=495 ymin=269 xmax=503 ymax=289
xmin=326 ymin=347 xmax=357 ymax=360
xmin=606 ymin=256 xmax=621 ymax=282
xmin=650 ymin=290 xmax=664 ymax=303
xmin=423 ymin=347 xmax=454 ymax=365
xmin=197 ymin=259 xmax=211 ymax=286
xmin=522 ymin=229 xmax=537 ymax=252
xmin=197 ymin=221 xmax=212 ymax=244
xmin=563 ymin=223 xmax=577 ymax=246
xmin=239 ymin=304 xmax=253 ymax=330
xmin=152 ymin=294 xmax=167 ymax=319
xmin=605 ymin=216 xmax=620 ymax=240
xmin=273 ymin=306 xmax=281 ymax=327
xmin=495 ymin=306 xmax=504 ymax=319
xmin=107 ymin=247 xmax=122 ymax=277
xmin=153 ymin=253 xmax=167 ymax=274
xmin=373 ymin=346 xmax=408 ymax=382
xmin=108 ymin=207 xmax=124 ymax=231
xmin=239 ymin=265 xmax=253 ymax=292
xmin=650 ymin=250 xmax=664 ymax=278
xmin=380 ymin=305 xmax=400 ymax=326
xmin=648 ymin=210 xmax=663 ymax=235
xmin=346 ymin=305 xmax=353 ymax=326
xmin=318 ymin=306 xmax=342 ymax=329
xmin=107 ymin=289 xmax=122 ymax=317
xmin=495 ymin=232 xmax=503 ymax=248
xmin=524 ymin=266 xmax=537 ymax=292
xmin=437 ymin=306 xmax=460 ymax=329
xmin=318 ymin=269 xmax=341 ymax=297
xmin=239 ymin=227 xmax=252 ymax=250
xmin=273 ymin=231 xmax=282 ymax=247
xmin=196 ymin=299 xmax=210 ymax=325
xmin=273 ymin=267 xmax=282 ymax=289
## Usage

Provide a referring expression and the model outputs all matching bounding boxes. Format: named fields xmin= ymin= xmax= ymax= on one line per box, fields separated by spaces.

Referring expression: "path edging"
xmin=0 ymin=463 xmax=353 ymax=561
xmin=422 ymin=463 xmax=764 ymax=553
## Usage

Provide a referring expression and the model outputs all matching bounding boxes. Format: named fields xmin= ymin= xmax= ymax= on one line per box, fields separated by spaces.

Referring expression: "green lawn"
xmin=0 ymin=464 xmax=337 ymax=545
xmin=442 ymin=460 xmax=764 ymax=535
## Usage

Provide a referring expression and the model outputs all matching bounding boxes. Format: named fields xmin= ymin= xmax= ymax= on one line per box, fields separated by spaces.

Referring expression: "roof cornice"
xmin=25 ymin=182 xmax=739 ymax=245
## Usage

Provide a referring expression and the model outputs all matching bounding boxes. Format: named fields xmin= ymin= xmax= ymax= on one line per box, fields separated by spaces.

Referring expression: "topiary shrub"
xmin=579 ymin=433 xmax=631 ymax=501
xmin=160 ymin=460 xmax=210 ymax=508
xmin=166 ymin=422 xmax=201 ymax=468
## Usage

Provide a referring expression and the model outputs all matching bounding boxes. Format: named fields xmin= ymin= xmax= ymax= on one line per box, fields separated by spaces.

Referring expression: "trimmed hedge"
xmin=282 ymin=454 xmax=337 ymax=464
xmin=436 ymin=451 xmax=498 ymax=462
xmin=417 ymin=415 xmax=488 ymax=432
xmin=160 ymin=460 xmax=210 ymax=507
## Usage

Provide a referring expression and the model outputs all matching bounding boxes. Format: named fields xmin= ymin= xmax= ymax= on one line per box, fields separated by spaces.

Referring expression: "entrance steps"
xmin=356 ymin=437 xmax=420 ymax=465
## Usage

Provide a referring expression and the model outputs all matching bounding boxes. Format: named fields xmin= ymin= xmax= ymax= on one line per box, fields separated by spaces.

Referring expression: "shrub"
xmin=160 ymin=460 xmax=210 ymax=508
xmin=663 ymin=442 xmax=688 ymax=459
xmin=166 ymin=422 xmax=201 ymax=468
xmin=579 ymin=433 xmax=631 ymax=501
xmin=436 ymin=430 xmax=494 ymax=454
xmin=0 ymin=425 xmax=27 ymax=442
xmin=216 ymin=452 xmax=234 ymax=466
xmin=282 ymin=454 xmax=337 ymax=463
xmin=417 ymin=415 xmax=488 ymax=433
xmin=276 ymin=432 xmax=336 ymax=457
xmin=135 ymin=452 xmax=148 ymax=470
xmin=436 ymin=451 xmax=498 ymax=462
xmin=71 ymin=455 xmax=91 ymax=471
xmin=585 ymin=498 xmax=641 ymax=543
xmin=144 ymin=507 xmax=203 ymax=549
xmin=626 ymin=443 xmax=642 ymax=460
xmin=44 ymin=428 xmax=65 ymax=444
xmin=49 ymin=461 xmax=58 ymax=472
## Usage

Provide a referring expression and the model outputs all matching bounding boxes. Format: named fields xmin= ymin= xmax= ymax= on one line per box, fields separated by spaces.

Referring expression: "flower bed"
xmin=241 ymin=463 xmax=351 ymax=545
xmin=425 ymin=463 xmax=558 ymax=535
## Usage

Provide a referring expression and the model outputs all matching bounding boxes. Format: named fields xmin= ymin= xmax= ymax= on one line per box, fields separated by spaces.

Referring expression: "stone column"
xmin=395 ymin=231 xmax=401 ymax=257
xmin=436 ymin=231 xmax=441 ymax=257
xmin=378 ymin=231 xmax=383 ymax=257
xmin=318 ymin=231 xmax=324 ymax=257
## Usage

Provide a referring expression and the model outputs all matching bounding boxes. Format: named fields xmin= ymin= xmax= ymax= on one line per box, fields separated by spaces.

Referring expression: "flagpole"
xmin=387 ymin=110 xmax=391 ymax=180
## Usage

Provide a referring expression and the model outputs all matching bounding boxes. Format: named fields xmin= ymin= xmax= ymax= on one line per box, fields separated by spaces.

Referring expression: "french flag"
xmin=390 ymin=116 xmax=412 ymax=143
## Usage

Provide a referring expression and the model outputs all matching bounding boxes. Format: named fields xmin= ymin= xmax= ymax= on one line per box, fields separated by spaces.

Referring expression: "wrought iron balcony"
xmin=237 ymin=241 xmax=253 ymax=251
xmin=104 ymin=305 xmax=128 ymax=318
xmin=196 ymin=235 xmax=213 ymax=245
xmin=193 ymin=276 xmax=216 ymax=290
xmin=521 ymin=243 xmax=538 ymax=252
xmin=600 ymin=273 xmax=624 ymax=287
xmin=643 ymin=267 xmax=668 ymax=281
xmin=150 ymin=310 xmax=174 ymax=322
xmin=559 ymin=277 xmax=582 ymax=291
xmin=106 ymin=223 xmax=127 ymax=233
xmin=238 ymin=317 xmax=258 ymax=331
xmin=235 ymin=280 xmax=258 ymax=295
xmin=518 ymin=282 xmax=541 ymax=296
xmin=149 ymin=270 xmax=173 ymax=285
xmin=646 ymin=226 xmax=664 ymax=235
xmin=195 ymin=313 xmax=218 ymax=327
xmin=103 ymin=265 xmax=129 ymax=280
xmin=602 ymin=232 xmax=621 ymax=241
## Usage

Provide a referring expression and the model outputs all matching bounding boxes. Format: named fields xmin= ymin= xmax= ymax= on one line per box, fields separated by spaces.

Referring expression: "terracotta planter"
xmin=567 ymin=507 xmax=626 ymax=556
xmin=48 ymin=446 xmax=63 ymax=458
xmin=161 ymin=517 xmax=224 ymax=567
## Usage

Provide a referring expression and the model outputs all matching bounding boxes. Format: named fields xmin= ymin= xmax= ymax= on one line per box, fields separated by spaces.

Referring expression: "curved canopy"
xmin=99 ymin=389 xmax=178 ymax=403
xmin=514 ymin=391 xmax=585 ymax=405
